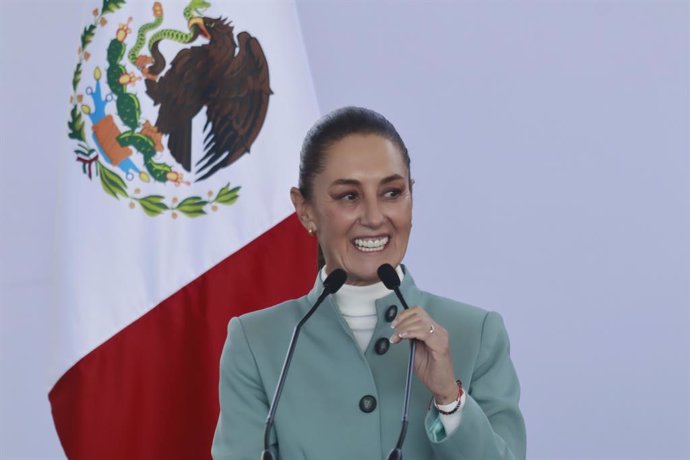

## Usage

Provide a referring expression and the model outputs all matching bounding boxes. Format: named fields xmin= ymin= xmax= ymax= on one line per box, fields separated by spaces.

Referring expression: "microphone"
xmin=377 ymin=263 xmax=409 ymax=309
xmin=261 ymin=268 xmax=347 ymax=460
xmin=377 ymin=264 xmax=414 ymax=460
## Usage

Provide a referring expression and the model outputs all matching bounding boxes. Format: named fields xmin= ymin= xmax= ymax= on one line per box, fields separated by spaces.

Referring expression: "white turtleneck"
xmin=320 ymin=266 xmax=464 ymax=435
xmin=326 ymin=265 xmax=402 ymax=352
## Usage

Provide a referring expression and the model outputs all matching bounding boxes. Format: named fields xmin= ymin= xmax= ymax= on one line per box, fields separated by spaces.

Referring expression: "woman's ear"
xmin=290 ymin=187 xmax=315 ymax=232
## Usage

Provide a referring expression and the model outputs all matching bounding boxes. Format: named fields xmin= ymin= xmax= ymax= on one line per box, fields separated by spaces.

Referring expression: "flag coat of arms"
xmin=50 ymin=0 xmax=319 ymax=457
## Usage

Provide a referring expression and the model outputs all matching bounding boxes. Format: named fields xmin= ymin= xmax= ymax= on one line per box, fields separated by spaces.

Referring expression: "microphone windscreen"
xmin=323 ymin=268 xmax=347 ymax=293
xmin=377 ymin=264 xmax=400 ymax=289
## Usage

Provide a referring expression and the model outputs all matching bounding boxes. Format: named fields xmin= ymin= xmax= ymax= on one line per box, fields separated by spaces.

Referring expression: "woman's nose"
xmin=361 ymin=197 xmax=385 ymax=227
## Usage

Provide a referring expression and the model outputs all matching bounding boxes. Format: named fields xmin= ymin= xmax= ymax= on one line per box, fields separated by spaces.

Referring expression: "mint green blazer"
xmin=212 ymin=267 xmax=526 ymax=459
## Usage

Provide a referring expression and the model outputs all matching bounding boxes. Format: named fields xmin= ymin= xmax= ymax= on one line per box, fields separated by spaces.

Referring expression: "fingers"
xmin=389 ymin=306 xmax=443 ymax=344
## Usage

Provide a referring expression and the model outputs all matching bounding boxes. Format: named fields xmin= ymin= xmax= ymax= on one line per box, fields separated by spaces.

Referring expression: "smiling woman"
xmin=212 ymin=107 xmax=526 ymax=460
xmin=292 ymin=132 xmax=412 ymax=286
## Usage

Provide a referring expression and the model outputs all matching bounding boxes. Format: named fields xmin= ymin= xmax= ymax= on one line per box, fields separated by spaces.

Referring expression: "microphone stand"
xmin=377 ymin=264 xmax=415 ymax=460
xmin=261 ymin=269 xmax=346 ymax=460
xmin=387 ymin=286 xmax=415 ymax=460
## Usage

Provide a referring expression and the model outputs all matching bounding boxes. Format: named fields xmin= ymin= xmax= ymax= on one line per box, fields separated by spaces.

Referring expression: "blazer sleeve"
xmin=424 ymin=311 xmax=527 ymax=459
xmin=212 ymin=317 xmax=279 ymax=460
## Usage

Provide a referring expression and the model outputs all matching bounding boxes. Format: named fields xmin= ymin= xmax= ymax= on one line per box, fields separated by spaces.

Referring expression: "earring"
xmin=308 ymin=227 xmax=316 ymax=236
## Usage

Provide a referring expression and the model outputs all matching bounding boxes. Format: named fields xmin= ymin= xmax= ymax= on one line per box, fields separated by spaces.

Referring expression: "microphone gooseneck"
xmin=261 ymin=269 xmax=347 ymax=460
xmin=377 ymin=263 xmax=415 ymax=460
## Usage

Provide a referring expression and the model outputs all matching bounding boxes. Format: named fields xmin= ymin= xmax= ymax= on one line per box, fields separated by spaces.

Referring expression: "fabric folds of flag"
xmin=49 ymin=1 xmax=319 ymax=458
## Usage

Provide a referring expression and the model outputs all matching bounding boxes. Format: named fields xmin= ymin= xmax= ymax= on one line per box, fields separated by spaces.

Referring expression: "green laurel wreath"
xmin=67 ymin=0 xmax=241 ymax=218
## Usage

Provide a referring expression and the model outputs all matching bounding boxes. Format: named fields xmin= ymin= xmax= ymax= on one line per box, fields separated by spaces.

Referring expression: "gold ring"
xmin=428 ymin=323 xmax=435 ymax=334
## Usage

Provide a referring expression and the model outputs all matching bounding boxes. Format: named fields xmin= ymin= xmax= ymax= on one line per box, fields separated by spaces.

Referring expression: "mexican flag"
xmin=49 ymin=1 xmax=319 ymax=458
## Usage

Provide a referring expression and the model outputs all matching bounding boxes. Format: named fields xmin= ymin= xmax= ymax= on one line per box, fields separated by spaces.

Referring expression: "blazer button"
xmin=359 ymin=395 xmax=377 ymax=413
xmin=385 ymin=305 xmax=398 ymax=322
xmin=374 ymin=337 xmax=390 ymax=355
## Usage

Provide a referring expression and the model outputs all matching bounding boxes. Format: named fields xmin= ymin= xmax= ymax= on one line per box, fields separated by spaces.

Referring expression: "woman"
xmin=212 ymin=107 xmax=526 ymax=459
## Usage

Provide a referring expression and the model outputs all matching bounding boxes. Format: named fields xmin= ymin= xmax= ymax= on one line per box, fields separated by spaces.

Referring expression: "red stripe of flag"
xmin=49 ymin=213 xmax=316 ymax=459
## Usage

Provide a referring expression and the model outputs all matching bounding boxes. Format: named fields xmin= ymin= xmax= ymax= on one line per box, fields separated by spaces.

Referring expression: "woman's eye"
xmin=339 ymin=192 xmax=358 ymax=201
xmin=384 ymin=188 xmax=402 ymax=198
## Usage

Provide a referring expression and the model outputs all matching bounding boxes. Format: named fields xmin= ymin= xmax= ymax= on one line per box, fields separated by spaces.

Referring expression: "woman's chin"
xmin=344 ymin=255 xmax=396 ymax=285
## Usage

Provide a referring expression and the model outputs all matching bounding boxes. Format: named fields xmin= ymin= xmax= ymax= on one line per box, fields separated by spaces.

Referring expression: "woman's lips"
xmin=352 ymin=236 xmax=389 ymax=253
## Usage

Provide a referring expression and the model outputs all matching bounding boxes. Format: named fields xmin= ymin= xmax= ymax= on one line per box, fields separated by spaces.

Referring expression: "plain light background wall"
xmin=296 ymin=1 xmax=689 ymax=458
xmin=1 ymin=1 xmax=688 ymax=459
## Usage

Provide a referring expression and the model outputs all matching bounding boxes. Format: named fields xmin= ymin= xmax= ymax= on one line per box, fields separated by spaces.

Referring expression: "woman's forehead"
xmin=319 ymin=134 xmax=408 ymax=179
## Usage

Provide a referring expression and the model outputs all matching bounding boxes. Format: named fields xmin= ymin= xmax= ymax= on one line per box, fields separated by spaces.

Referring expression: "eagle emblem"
xmin=67 ymin=0 xmax=272 ymax=217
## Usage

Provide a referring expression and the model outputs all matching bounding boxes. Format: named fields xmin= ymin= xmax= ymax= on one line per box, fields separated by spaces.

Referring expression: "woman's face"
xmin=293 ymin=134 xmax=413 ymax=286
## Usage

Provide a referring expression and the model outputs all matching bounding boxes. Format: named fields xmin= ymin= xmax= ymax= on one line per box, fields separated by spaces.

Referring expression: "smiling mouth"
xmin=353 ymin=236 xmax=389 ymax=253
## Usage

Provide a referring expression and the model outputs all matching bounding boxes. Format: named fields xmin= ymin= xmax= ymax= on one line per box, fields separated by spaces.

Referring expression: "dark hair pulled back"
xmin=298 ymin=106 xmax=410 ymax=200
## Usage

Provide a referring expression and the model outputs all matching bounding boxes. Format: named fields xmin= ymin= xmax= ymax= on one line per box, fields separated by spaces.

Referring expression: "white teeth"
xmin=353 ymin=237 xmax=389 ymax=252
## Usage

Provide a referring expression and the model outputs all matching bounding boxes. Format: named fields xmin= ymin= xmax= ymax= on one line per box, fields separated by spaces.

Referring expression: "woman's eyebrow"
xmin=330 ymin=178 xmax=360 ymax=187
xmin=331 ymin=174 xmax=406 ymax=187
xmin=381 ymin=174 xmax=406 ymax=184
